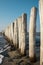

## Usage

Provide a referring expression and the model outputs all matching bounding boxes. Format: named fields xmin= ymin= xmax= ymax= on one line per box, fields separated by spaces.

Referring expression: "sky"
xmin=0 ymin=0 xmax=40 ymax=32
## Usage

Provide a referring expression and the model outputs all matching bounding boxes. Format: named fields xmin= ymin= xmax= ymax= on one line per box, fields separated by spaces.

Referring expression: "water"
xmin=36 ymin=35 xmax=40 ymax=46
xmin=0 ymin=35 xmax=11 ymax=56
xmin=0 ymin=55 xmax=4 ymax=64
xmin=0 ymin=35 xmax=7 ymax=48
xmin=0 ymin=35 xmax=6 ymax=64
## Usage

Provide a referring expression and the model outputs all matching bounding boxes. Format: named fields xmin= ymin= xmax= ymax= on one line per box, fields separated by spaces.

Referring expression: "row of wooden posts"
xmin=3 ymin=0 xmax=43 ymax=65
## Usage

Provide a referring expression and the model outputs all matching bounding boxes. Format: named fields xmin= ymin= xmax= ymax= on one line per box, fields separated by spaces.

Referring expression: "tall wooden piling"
xmin=13 ymin=19 xmax=19 ymax=49
xmin=39 ymin=0 xmax=43 ymax=65
xmin=29 ymin=7 xmax=37 ymax=62
xmin=10 ymin=23 xmax=14 ymax=41
xmin=8 ymin=26 xmax=11 ymax=40
xmin=18 ymin=16 xmax=22 ymax=50
xmin=21 ymin=13 xmax=27 ymax=55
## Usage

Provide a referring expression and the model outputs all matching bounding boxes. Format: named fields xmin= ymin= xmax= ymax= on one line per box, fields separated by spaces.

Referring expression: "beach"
xmin=0 ymin=34 xmax=40 ymax=65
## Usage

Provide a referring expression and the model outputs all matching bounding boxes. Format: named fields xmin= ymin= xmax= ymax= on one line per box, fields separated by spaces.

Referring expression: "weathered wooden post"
xmin=5 ymin=26 xmax=11 ymax=41
xmin=21 ymin=13 xmax=27 ymax=55
xmin=39 ymin=0 xmax=43 ymax=65
xmin=10 ymin=23 xmax=14 ymax=42
xmin=18 ymin=16 xmax=22 ymax=50
xmin=5 ymin=28 xmax=7 ymax=37
xmin=29 ymin=7 xmax=37 ymax=62
xmin=5 ymin=27 xmax=9 ymax=39
xmin=7 ymin=27 xmax=9 ymax=38
xmin=8 ymin=26 xmax=11 ymax=40
xmin=13 ymin=19 xmax=19 ymax=49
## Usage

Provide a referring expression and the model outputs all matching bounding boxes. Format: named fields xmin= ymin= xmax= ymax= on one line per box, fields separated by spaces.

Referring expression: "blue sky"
xmin=0 ymin=0 xmax=40 ymax=32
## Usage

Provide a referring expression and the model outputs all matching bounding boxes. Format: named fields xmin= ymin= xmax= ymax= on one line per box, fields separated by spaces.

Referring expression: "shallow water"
xmin=0 ymin=35 xmax=7 ymax=48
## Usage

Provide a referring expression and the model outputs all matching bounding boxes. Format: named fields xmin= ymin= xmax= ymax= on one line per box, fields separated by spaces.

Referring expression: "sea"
xmin=0 ymin=35 xmax=7 ymax=48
